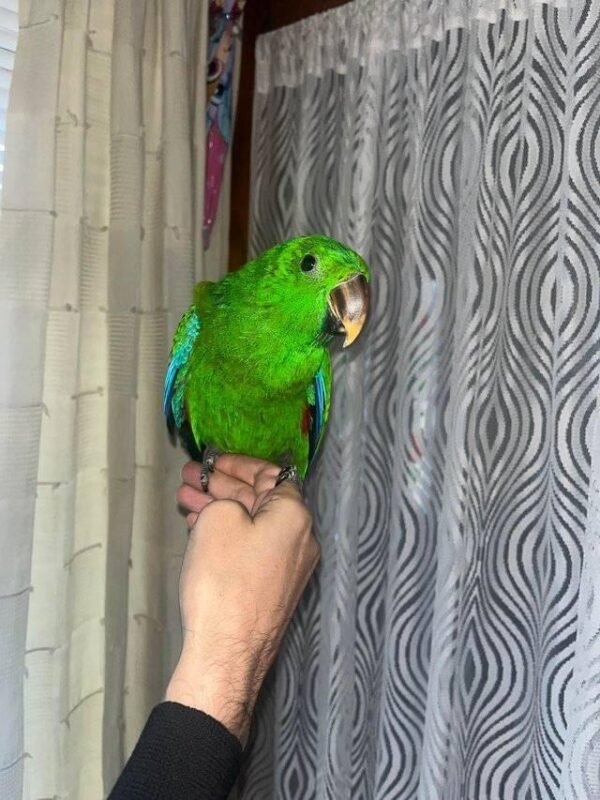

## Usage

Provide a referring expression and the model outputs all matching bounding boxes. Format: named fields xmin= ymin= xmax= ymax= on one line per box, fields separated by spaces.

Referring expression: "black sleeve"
xmin=108 ymin=701 xmax=243 ymax=800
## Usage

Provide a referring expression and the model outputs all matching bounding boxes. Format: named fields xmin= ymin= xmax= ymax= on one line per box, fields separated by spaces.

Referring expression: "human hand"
xmin=166 ymin=455 xmax=320 ymax=741
xmin=175 ymin=455 xmax=286 ymax=527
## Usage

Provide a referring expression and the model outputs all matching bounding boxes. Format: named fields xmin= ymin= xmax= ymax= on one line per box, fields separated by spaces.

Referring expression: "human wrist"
xmin=165 ymin=638 xmax=261 ymax=741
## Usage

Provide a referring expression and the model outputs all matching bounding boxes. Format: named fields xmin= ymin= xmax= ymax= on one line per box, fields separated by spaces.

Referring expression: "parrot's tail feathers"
xmin=178 ymin=420 xmax=204 ymax=463
xmin=166 ymin=418 xmax=177 ymax=443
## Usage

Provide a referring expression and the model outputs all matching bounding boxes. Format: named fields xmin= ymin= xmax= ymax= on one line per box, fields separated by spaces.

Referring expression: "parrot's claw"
xmin=199 ymin=445 xmax=223 ymax=492
xmin=275 ymin=465 xmax=303 ymax=495
xmin=204 ymin=445 xmax=223 ymax=473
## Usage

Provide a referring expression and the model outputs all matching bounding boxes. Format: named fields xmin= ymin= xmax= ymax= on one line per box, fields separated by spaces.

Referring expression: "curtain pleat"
xmin=0 ymin=0 xmax=234 ymax=796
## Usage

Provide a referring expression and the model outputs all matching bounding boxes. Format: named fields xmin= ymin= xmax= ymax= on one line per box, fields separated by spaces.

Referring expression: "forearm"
xmin=165 ymin=632 xmax=272 ymax=742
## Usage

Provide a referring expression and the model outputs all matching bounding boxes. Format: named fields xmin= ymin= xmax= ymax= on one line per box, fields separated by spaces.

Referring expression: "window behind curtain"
xmin=0 ymin=0 xmax=18 ymax=199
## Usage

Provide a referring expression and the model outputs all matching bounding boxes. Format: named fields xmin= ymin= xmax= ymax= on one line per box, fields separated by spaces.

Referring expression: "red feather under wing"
xmin=301 ymin=405 xmax=312 ymax=436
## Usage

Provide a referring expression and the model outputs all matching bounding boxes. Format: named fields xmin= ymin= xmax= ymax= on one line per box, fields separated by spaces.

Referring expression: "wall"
xmin=229 ymin=0 xmax=348 ymax=270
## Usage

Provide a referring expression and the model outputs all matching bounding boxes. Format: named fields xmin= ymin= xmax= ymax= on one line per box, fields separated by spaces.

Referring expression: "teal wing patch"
xmin=308 ymin=359 xmax=332 ymax=466
xmin=163 ymin=307 xmax=201 ymax=434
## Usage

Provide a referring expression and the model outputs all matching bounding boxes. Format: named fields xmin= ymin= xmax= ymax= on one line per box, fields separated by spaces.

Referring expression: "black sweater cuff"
xmin=108 ymin=701 xmax=243 ymax=799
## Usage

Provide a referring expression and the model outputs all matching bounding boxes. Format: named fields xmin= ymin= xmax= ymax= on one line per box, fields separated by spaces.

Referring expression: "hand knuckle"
xmin=211 ymin=498 xmax=248 ymax=522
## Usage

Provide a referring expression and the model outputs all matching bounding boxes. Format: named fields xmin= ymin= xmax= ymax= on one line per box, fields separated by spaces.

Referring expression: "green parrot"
xmin=163 ymin=235 xmax=370 ymax=481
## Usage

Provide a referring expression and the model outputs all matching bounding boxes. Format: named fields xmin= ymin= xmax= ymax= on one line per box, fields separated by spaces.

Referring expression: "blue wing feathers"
xmin=163 ymin=358 xmax=180 ymax=425
xmin=308 ymin=367 xmax=327 ymax=464
xmin=163 ymin=309 xmax=201 ymax=433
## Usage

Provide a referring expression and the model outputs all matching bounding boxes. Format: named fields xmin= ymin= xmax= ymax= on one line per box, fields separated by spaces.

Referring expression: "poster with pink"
xmin=204 ymin=0 xmax=246 ymax=250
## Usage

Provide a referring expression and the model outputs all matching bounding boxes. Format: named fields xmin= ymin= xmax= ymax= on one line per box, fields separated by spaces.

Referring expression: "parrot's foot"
xmin=275 ymin=465 xmax=304 ymax=495
xmin=199 ymin=445 xmax=223 ymax=492
xmin=204 ymin=445 xmax=223 ymax=473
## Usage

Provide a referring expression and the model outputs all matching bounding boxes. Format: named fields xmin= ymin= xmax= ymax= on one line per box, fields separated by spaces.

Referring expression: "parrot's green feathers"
xmin=164 ymin=235 xmax=369 ymax=476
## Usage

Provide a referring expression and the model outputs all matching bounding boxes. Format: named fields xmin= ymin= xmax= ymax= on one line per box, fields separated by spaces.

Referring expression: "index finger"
xmin=215 ymin=453 xmax=280 ymax=486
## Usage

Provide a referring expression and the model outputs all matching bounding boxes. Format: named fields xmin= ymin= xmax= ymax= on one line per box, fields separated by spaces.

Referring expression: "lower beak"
xmin=326 ymin=274 xmax=369 ymax=348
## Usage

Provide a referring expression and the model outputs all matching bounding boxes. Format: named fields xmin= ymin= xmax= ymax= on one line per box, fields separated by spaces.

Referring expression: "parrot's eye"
xmin=300 ymin=254 xmax=317 ymax=272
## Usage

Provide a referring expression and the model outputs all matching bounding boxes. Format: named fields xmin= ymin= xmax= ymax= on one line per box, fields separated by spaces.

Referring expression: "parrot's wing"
xmin=163 ymin=305 xmax=202 ymax=434
xmin=308 ymin=355 xmax=332 ymax=466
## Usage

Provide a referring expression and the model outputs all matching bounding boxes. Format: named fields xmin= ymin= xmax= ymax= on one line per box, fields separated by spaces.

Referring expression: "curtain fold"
xmin=0 ymin=1 xmax=234 ymax=797
xmin=247 ymin=1 xmax=600 ymax=798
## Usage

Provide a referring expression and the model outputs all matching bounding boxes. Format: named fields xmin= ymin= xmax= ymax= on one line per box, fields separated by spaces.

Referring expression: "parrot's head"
xmin=254 ymin=235 xmax=371 ymax=349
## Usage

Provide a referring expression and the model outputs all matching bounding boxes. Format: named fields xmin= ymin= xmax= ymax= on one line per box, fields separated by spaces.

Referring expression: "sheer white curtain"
xmin=246 ymin=1 xmax=600 ymax=798
xmin=0 ymin=1 xmax=232 ymax=797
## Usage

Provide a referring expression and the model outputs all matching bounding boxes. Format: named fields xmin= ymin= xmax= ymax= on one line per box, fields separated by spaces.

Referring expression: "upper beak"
xmin=326 ymin=274 xmax=369 ymax=348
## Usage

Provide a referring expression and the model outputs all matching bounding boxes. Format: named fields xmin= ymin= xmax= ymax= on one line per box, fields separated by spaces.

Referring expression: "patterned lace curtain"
xmin=246 ymin=1 xmax=600 ymax=798
xmin=0 ymin=1 xmax=235 ymax=797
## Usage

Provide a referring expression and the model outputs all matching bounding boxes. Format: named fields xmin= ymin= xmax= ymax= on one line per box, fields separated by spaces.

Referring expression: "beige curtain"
xmin=0 ymin=1 xmax=233 ymax=797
